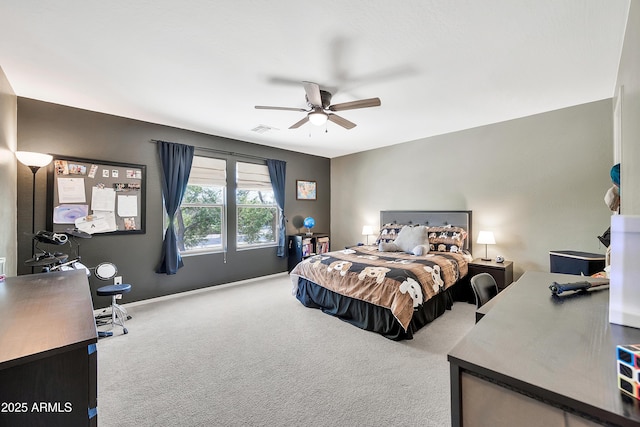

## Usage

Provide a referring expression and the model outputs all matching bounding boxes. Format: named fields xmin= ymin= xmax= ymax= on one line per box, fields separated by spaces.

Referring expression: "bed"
xmin=290 ymin=210 xmax=473 ymax=340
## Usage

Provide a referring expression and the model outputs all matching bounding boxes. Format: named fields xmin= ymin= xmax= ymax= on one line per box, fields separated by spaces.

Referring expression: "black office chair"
xmin=470 ymin=273 xmax=498 ymax=309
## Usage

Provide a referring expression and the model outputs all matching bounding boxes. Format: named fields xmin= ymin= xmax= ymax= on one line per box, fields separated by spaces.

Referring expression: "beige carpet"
xmin=97 ymin=273 xmax=476 ymax=426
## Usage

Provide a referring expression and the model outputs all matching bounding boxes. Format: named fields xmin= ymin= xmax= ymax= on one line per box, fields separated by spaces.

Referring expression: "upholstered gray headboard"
xmin=380 ymin=210 xmax=473 ymax=252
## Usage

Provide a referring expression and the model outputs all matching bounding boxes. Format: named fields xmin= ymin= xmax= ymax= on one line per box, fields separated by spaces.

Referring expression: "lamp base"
xmin=481 ymin=257 xmax=492 ymax=261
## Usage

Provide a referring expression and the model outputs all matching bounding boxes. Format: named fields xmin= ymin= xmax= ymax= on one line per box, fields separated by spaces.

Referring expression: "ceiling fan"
xmin=255 ymin=81 xmax=381 ymax=130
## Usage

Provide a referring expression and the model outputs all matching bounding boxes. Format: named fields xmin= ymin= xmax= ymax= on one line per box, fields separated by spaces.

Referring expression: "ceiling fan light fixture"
xmin=308 ymin=110 xmax=328 ymax=126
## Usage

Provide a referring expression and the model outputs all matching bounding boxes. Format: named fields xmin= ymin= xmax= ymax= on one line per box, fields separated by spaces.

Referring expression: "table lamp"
xmin=362 ymin=225 xmax=374 ymax=245
xmin=477 ymin=231 xmax=496 ymax=261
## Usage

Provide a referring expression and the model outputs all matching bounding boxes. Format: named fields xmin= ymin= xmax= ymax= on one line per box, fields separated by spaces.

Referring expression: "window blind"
xmin=237 ymin=162 xmax=272 ymax=190
xmin=189 ymin=156 xmax=226 ymax=187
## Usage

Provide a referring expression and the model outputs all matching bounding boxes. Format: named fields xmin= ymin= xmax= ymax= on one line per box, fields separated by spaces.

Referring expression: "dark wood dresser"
xmin=0 ymin=270 xmax=98 ymax=427
xmin=448 ymin=270 xmax=640 ymax=427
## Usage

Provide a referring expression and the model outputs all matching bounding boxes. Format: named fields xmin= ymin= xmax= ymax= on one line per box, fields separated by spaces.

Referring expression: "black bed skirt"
xmin=295 ymin=278 xmax=471 ymax=340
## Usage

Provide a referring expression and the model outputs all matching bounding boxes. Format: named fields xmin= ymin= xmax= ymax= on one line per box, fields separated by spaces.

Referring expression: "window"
xmin=236 ymin=162 xmax=277 ymax=248
xmin=175 ymin=156 xmax=226 ymax=254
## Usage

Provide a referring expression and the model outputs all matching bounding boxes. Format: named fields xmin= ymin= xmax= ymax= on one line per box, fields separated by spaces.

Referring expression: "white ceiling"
xmin=0 ymin=1 xmax=630 ymax=158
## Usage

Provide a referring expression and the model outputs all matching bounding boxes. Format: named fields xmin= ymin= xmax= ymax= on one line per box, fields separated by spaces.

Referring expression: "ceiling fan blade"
xmin=328 ymin=97 xmax=381 ymax=111
xmin=289 ymin=116 xmax=310 ymax=129
xmin=255 ymin=105 xmax=307 ymax=112
xmin=302 ymin=81 xmax=322 ymax=107
xmin=327 ymin=113 xmax=356 ymax=130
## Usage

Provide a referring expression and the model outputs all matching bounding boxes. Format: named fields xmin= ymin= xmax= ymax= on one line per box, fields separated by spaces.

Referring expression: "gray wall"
xmin=0 ymin=67 xmax=17 ymax=277
xmin=331 ymin=100 xmax=613 ymax=279
xmin=16 ymin=98 xmax=330 ymax=307
xmin=617 ymin=0 xmax=640 ymax=214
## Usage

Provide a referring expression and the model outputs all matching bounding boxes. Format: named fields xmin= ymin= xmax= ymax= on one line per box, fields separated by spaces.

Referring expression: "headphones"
xmin=34 ymin=231 xmax=69 ymax=245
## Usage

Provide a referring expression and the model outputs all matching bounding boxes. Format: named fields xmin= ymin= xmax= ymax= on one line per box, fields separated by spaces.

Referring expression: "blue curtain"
xmin=267 ymin=159 xmax=287 ymax=257
xmin=156 ymin=141 xmax=194 ymax=274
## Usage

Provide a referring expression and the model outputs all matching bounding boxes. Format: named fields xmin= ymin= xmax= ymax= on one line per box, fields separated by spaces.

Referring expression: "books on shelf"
xmin=316 ymin=236 xmax=330 ymax=254
xmin=302 ymin=238 xmax=313 ymax=257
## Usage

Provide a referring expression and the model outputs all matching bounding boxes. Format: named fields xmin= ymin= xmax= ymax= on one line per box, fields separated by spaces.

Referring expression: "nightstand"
xmin=468 ymin=259 xmax=514 ymax=291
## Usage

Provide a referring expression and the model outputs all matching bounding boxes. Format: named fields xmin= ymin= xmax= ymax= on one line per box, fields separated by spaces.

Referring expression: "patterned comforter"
xmin=290 ymin=245 xmax=471 ymax=331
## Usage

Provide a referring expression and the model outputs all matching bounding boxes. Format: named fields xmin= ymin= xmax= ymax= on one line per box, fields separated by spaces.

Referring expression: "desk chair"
xmin=470 ymin=273 xmax=498 ymax=309
xmin=96 ymin=283 xmax=131 ymax=335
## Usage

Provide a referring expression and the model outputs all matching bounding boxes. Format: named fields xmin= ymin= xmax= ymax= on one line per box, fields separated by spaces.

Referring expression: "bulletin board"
xmin=46 ymin=156 xmax=146 ymax=235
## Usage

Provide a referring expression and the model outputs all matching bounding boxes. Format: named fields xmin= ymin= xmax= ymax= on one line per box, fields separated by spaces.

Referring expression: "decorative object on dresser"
xmin=303 ymin=216 xmax=315 ymax=235
xmin=468 ymin=258 xmax=513 ymax=292
xmin=476 ymin=230 xmax=495 ymax=261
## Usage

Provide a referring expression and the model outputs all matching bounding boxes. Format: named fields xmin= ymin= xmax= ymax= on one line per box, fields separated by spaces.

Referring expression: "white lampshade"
xmin=15 ymin=151 xmax=53 ymax=168
xmin=477 ymin=231 xmax=496 ymax=245
xmin=362 ymin=225 xmax=374 ymax=236
xmin=308 ymin=110 xmax=328 ymax=126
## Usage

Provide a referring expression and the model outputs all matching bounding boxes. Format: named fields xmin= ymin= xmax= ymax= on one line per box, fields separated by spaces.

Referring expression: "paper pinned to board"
xmin=75 ymin=214 xmax=116 ymax=234
xmin=117 ymin=195 xmax=137 ymax=217
xmin=91 ymin=186 xmax=116 ymax=212
xmin=92 ymin=211 xmax=117 ymax=231
xmin=53 ymin=204 xmax=89 ymax=224
xmin=58 ymin=178 xmax=86 ymax=203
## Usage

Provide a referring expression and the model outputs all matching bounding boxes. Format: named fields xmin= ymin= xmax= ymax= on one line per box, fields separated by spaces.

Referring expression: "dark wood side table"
xmin=468 ymin=258 xmax=513 ymax=291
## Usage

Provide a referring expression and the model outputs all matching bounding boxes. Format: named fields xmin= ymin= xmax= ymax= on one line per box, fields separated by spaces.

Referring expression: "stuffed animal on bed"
xmin=378 ymin=225 xmax=430 ymax=255
xmin=399 ymin=277 xmax=424 ymax=307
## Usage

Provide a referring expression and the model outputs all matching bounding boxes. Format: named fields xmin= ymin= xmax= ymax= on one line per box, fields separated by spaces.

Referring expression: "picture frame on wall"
xmin=296 ymin=180 xmax=317 ymax=200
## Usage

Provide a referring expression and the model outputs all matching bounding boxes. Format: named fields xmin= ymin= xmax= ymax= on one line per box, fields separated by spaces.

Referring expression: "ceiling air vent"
xmin=251 ymin=125 xmax=278 ymax=134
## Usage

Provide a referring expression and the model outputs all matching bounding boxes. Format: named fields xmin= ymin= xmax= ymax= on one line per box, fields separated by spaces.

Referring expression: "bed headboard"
xmin=379 ymin=210 xmax=473 ymax=252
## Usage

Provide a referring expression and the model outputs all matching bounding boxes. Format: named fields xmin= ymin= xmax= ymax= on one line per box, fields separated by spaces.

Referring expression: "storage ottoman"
xmin=549 ymin=250 xmax=606 ymax=276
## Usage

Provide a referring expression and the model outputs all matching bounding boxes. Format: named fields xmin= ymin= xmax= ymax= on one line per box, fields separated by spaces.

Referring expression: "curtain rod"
xmin=149 ymin=139 xmax=268 ymax=162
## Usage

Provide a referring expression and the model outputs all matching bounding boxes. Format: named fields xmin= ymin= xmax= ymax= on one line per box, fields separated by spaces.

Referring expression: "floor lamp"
xmin=16 ymin=151 xmax=54 ymax=259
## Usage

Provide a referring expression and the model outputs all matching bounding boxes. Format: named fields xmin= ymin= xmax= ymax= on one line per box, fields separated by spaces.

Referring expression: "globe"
xmin=303 ymin=217 xmax=315 ymax=234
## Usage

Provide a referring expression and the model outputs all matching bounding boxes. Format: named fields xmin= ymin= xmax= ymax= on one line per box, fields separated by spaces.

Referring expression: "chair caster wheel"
xmin=123 ymin=328 xmax=128 ymax=334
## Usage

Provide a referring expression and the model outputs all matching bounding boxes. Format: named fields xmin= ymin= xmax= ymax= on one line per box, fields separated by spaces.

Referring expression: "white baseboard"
xmin=105 ymin=271 xmax=289 ymax=311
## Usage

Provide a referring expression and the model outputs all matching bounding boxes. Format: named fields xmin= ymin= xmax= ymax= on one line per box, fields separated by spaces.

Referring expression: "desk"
xmin=448 ymin=271 xmax=640 ymax=427
xmin=0 ymin=270 xmax=98 ymax=427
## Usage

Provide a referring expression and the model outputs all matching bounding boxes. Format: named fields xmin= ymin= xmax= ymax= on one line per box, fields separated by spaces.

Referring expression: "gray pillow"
xmin=393 ymin=225 xmax=429 ymax=253
xmin=412 ymin=244 xmax=430 ymax=256
xmin=379 ymin=242 xmax=400 ymax=252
